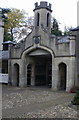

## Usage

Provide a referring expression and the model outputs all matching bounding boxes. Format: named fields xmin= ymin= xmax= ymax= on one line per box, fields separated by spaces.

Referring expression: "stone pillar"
xmin=11 ymin=64 xmax=16 ymax=86
xmin=76 ymin=31 xmax=79 ymax=87
xmin=0 ymin=11 xmax=4 ymax=79
xmin=52 ymin=56 xmax=58 ymax=90
xmin=19 ymin=59 xmax=27 ymax=87
xmin=69 ymin=36 xmax=75 ymax=55
xmin=52 ymin=65 xmax=59 ymax=90
xmin=8 ymin=60 xmax=12 ymax=85
xmin=8 ymin=43 xmax=13 ymax=85
xmin=0 ymin=20 xmax=4 ymax=50
xmin=66 ymin=58 xmax=75 ymax=92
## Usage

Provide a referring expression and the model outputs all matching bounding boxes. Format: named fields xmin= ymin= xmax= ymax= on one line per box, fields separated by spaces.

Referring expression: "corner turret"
xmin=33 ymin=1 xmax=52 ymax=34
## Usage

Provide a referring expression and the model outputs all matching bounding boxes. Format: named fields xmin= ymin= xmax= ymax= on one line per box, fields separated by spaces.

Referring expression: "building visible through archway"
xmin=35 ymin=56 xmax=52 ymax=87
xmin=27 ymin=64 xmax=32 ymax=86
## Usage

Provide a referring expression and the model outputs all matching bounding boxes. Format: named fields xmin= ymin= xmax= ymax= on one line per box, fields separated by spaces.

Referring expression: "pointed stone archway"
xmin=21 ymin=45 xmax=55 ymax=88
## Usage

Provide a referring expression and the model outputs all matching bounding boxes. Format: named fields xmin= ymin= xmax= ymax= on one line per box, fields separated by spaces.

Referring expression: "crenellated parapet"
xmin=33 ymin=1 xmax=52 ymax=12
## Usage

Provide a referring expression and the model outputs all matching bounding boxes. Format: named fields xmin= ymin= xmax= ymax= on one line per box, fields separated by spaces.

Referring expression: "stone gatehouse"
xmin=8 ymin=1 xmax=76 ymax=92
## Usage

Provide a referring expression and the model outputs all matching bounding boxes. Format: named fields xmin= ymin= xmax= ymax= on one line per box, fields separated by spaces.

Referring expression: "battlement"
xmin=33 ymin=1 xmax=52 ymax=12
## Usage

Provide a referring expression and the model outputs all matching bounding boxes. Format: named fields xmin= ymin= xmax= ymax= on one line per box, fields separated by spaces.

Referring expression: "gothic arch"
xmin=13 ymin=63 xmax=20 ymax=86
xmin=58 ymin=62 xmax=67 ymax=90
xmin=21 ymin=45 xmax=55 ymax=88
xmin=21 ymin=45 xmax=55 ymax=60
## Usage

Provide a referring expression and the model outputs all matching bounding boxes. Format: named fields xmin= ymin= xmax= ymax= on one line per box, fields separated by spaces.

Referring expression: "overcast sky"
xmin=0 ymin=0 xmax=78 ymax=31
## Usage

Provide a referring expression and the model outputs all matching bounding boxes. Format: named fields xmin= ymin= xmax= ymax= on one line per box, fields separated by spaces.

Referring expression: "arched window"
xmin=59 ymin=63 xmax=67 ymax=90
xmin=37 ymin=13 xmax=40 ymax=26
xmin=14 ymin=63 xmax=19 ymax=86
xmin=27 ymin=64 xmax=32 ymax=86
xmin=47 ymin=13 xmax=49 ymax=27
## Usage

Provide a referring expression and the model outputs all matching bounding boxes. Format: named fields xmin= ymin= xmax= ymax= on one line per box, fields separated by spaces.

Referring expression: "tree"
xmin=1 ymin=8 xmax=10 ymax=21
xmin=71 ymin=89 xmax=79 ymax=105
xmin=4 ymin=8 xmax=34 ymax=41
xmin=4 ymin=8 xmax=28 ymax=40
xmin=51 ymin=17 xmax=62 ymax=36
xmin=26 ymin=16 xmax=34 ymax=30
xmin=0 ymin=8 xmax=12 ymax=41
xmin=64 ymin=26 xmax=73 ymax=36
xmin=4 ymin=32 xmax=12 ymax=42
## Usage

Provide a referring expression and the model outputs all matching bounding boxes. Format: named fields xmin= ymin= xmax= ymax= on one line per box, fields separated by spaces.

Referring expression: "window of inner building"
xmin=27 ymin=64 xmax=32 ymax=86
xmin=47 ymin=13 xmax=49 ymax=27
xmin=37 ymin=13 xmax=40 ymax=26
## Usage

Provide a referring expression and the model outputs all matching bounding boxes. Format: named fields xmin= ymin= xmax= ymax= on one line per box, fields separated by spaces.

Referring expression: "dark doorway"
xmin=35 ymin=63 xmax=46 ymax=86
xmin=34 ymin=56 xmax=52 ymax=87
xmin=14 ymin=63 xmax=19 ymax=86
xmin=2 ymin=60 xmax=8 ymax=73
xmin=27 ymin=64 xmax=32 ymax=86
xmin=48 ymin=63 xmax=52 ymax=87
xmin=59 ymin=63 xmax=67 ymax=90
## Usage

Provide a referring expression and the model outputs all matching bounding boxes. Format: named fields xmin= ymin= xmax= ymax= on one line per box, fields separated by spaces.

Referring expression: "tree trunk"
xmin=10 ymin=28 xmax=13 ymax=41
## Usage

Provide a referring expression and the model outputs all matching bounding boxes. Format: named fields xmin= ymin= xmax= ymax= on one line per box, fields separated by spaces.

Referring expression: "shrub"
xmin=71 ymin=90 xmax=79 ymax=105
xmin=70 ymin=86 xmax=79 ymax=93
xmin=70 ymin=86 xmax=76 ymax=93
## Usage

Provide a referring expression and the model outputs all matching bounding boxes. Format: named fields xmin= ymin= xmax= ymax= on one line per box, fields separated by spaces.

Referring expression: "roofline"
xmin=71 ymin=26 xmax=79 ymax=31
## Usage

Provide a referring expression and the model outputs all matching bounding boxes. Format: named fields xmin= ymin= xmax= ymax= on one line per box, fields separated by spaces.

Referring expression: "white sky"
xmin=0 ymin=0 xmax=78 ymax=31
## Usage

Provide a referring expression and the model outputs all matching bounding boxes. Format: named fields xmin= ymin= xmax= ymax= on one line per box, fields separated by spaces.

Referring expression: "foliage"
xmin=4 ymin=32 xmax=13 ymax=41
xmin=70 ymin=86 xmax=76 ymax=93
xmin=71 ymin=90 xmax=79 ymax=105
xmin=51 ymin=17 xmax=62 ymax=36
xmin=3 ymin=8 xmax=34 ymax=41
xmin=0 ymin=8 xmax=11 ymax=42
xmin=70 ymin=86 xmax=79 ymax=93
xmin=26 ymin=16 xmax=34 ymax=30
xmin=1 ymin=8 xmax=11 ymax=21
xmin=64 ymin=26 xmax=73 ymax=36
xmin=4 ymin=8 xmax=27 ymax=40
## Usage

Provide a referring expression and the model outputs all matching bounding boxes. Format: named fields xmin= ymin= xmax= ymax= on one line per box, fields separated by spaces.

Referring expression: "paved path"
xmin=2 ymin=85 xmax=78 ymax=118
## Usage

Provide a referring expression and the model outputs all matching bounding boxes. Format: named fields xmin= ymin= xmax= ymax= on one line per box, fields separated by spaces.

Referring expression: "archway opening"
xmin=14 ymin=63 xmax=19 ymax=86
xmin=59 ymin=63 xmax=67 ymax=90
xmin=27 ymin=49 xmax=52 ymax=88
xmin=27 ymin=64 xmax=32 ymax=86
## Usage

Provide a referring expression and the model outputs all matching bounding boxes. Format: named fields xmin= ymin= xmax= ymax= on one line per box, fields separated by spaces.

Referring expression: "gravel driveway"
xmin=2 ymin=85 xmax=78 ymax=119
